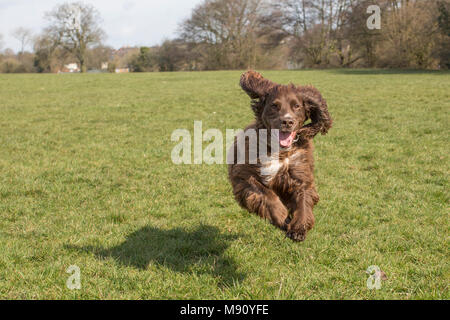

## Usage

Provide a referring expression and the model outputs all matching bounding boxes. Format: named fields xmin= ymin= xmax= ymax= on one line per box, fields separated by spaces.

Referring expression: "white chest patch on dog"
xmin=260 ymin=155 xmax=289 ymax=185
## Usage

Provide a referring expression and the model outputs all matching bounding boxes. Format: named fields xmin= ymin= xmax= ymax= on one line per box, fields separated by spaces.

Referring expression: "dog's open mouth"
xmin=279 ymin=131 xmax=297 ymax=148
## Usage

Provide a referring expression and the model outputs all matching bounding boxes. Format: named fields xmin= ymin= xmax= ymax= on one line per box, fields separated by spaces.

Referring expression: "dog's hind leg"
xmin=233 ymin=176 xmax=289 ymax=230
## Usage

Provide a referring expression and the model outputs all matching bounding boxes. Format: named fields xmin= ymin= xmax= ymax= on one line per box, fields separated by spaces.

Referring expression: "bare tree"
xmin=376 ymin=0 xmax=443 ymax=68
xmin=0 ymin=33 xmax=4 ymax=52
xmin=262 ymin=0 xmax=357 ymax=67
xmin=341 ymin=0 xmax=385 ymax=67
xmin=180 ymin=0 xmax=265 ymax=69
xmin=12 ymin=27 xmax=33 ymax=54
xmin=33 ymin=31 xmax=74 ymax=73
xmin=45 ymin=2 xmax=105 ymax=72
xmin=436 ymin=0 xmax=450 ymax=68
xmin=86 ymin=45 xmax=113 ymax=70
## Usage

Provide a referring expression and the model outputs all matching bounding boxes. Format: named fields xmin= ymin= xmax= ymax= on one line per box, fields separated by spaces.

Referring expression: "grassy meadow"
xmin=0 ymin=70 xmax=448 ymax=299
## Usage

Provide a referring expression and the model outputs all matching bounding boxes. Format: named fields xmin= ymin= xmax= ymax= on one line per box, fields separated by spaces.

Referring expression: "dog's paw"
xmin=286 ymin=225 xmax=307 ymax=242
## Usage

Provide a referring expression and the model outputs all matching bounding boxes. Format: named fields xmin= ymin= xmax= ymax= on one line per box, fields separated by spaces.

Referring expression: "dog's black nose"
xmin=281 ymin=117 xmax=294 ymax=129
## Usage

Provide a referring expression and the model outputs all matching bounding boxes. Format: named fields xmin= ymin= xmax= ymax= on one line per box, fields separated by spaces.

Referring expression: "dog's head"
xmin=240 ymin=70 xmax=332 ymax=148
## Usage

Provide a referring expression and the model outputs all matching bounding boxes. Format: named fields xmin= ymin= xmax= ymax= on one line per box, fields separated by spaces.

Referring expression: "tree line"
xmin=0 ymin=0 xmax=449 ymax=73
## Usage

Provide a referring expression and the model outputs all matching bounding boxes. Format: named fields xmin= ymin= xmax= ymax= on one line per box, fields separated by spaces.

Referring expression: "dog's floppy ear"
xmin=240 ymin=70 xmax=276 ymax=100
xmin=297 ymin=85 xmax=333 ymax=139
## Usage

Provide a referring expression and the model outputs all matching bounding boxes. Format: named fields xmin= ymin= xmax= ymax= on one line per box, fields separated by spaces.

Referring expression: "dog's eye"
xmin=293 ymin=104 xmax=300 ymax=109
xmin=271 ymin=104 xmax=279 ymax=110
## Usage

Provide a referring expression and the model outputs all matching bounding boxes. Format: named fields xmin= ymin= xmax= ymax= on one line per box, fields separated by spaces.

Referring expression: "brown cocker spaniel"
xmin=228 ymin=71 xmax=332 ymax=241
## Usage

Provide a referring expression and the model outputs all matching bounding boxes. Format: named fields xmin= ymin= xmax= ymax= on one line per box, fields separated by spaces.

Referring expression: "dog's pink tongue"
xmin=279 ymin=131 xmax=296 ymax=148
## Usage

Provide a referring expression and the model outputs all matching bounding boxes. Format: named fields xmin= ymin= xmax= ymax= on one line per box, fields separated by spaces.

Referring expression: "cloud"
xmin=0 ymin=0 xmax=202 ymax=52
xmin=122 ymin=1 xmax=135 ymax=11
xmin=119 ymin=25 xmax=136 ymax=37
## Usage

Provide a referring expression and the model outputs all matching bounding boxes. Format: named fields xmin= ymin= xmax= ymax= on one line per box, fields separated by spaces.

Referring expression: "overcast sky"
xmin=0 ymin=0 xmax=203 ymax=52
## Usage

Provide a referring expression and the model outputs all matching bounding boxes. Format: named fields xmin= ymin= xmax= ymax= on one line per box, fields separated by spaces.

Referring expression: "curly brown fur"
xmin=228 ymin=70 xmax=332 ymax=241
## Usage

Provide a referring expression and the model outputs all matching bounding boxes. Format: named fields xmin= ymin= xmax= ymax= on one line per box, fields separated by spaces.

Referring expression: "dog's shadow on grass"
xmin=66 ymin=225 xmax=244 ymax=286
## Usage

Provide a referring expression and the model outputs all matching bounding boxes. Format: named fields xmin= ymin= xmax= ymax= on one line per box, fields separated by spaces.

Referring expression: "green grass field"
xmin=0 ymin=70 xmax=448 ymax=299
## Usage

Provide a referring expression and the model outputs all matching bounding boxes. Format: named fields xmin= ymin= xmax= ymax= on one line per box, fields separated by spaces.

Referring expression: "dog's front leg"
xmin=235 ymin=176 xmax=290 ymax=230
xmin=286 ymin=187 xmax=316 ymax=241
